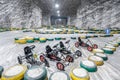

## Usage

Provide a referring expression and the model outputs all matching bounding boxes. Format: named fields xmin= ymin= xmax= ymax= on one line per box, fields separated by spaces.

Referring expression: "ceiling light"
xmin=58 ymin=14 xmax=60 ymax=16
xmin=59 ymin=19 xmax=61 ymax=21
xmin=55 ymin=4 xmax=59 ymax=8
xmin=57 ymin=11 xmax=60 ymax=13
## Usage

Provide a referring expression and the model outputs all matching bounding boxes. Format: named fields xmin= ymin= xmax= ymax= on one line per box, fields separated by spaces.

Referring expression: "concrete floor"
xmin=0 ymin=31 xmax=120 ymax=80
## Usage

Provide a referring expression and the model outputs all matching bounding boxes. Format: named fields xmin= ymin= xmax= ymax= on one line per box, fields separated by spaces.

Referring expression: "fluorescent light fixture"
xmin=58 ymin=14 xmax=60 ymax=16
xmin=57 ymin=10 xmax=60 ymax=13
xmin=59 ymin=19 xmax=61 ymax=21
xmin=55 ymin=4 xmax=59 ymax=8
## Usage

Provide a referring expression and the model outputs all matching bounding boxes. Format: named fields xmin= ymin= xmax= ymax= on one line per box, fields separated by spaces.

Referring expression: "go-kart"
xmin=75 ymin=37 xmax=98 ymax=51
xmin=17 ymin=45 xmax=49 ymax=67
xmin=42 ymin=44 xmax=74 ymax=71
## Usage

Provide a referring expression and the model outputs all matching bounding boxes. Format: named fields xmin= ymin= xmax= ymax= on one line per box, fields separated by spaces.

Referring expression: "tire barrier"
xmin=108 ymin=42 xmax=119 ymax=47
xmin=27 ymin=40 xmax=34 ymax=43
xmin=34 ymin=38 xmax=39 ymax=41
xmin=1 ymin=65 xmax=27 ymax=80
xmin=47 ymin=38 xmax=54 ymax=41
xmin=80 ymin=60 xmax=97 ymax=72
xmin=105 ymin=45 xmax=116 ymax=51
xmin=92 ymin=49 xmax=104 ymax=53
xmin=55 ymin=37 xmax=61 ymax=40
xmin=102 ymin=48 xmax=114 ymax=54
xmin=24 ymin=66 xmax=47 ymax=80
xmin=39 ymin=38 xmax=47 ymax=43
xmin=16 ymin=38 xmax=27 ymax=44
xmin=95 ymin=53 xmax=108 ymax=61
xmin=70 ymin=68 xmax=90 ymax=80
xmin=80 ymin=36 xmax=86 ymax=39
xmin=88 ymin=55 xmax=104 ymax=66
xmin=49 ymin=71 xmax=70 ymax=80
xmin=71 ymin=37 xmax=76 ymax=39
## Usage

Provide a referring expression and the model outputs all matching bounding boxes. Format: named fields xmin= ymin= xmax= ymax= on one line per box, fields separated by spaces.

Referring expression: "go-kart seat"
xmin=60 ymin=41 xmax=66 ymax=50
xmin=24 ymin=46 xmax=33 ymax=59
xmin=46 ymin=45 xmax=53 ymax=54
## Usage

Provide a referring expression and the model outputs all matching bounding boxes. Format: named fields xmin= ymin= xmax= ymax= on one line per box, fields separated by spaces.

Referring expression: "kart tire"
xmin=49 ymin=71 xmax=70 ymax=80
xmin=95 ymin=53 xmax=108 ymax=61
xmin=108 ymin=42 xmax=119 ymax=47
xmin=88 ymin=55 xmax=104 ymax=66
xmin=40 ymin=38 xmax=47 ymax=43
xmin=17 ymin=39 xmax=27 ymax=44
xmin=24 ymin=66 xmax=47 ymax=80
xmin=70 ymin=68 xmax=90 ymax=80
xmin=1 ymin=65 xmax=27 ymax=80
xmin=92 ymin=49 xmax=104 ymax=53
xmin=47 ymin=38 xmax=54 ymax=41
xmin=71 ymin=37 xmax=76 ymax=39
xmin=27 ymin=40 xmax=34 ymax=43
xmin=0 ymin=66 xmax=4 ymax=77
xmin=102 ymin=48 xmax=114 ymax=54
xmin=80 ymin=60 xmax=97 ymax=72
xmin=55 ymin=37 xmax=61 ymax=40
xmin=34 ymin=38 xmax=39 ymax=41
xmin=105 ymin=45 xmax=116 ymax=51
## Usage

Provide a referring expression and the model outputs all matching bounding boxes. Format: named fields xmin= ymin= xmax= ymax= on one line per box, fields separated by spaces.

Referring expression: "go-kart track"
xmin=0 ymin=31 xmax=120 ymax=80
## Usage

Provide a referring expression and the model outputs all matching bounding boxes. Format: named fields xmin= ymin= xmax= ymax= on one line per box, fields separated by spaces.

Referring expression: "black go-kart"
xmin=75 ymin=37 xmax=98 ymax=51
xmin=43 ymin=43 xmax=74 ymax=71
xmin=17 ymin=45 xmax=49 ymax=67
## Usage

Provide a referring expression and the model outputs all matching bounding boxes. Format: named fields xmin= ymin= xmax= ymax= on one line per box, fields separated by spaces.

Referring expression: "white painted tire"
xmin=49 ymin=71 xmax=70 ymax=80
xmin=70 ymin=68 xmax=90 ymax=80
xmin=80 ymin=60 xmax=97 ymax=72
xmin=92 ymin=49 xmax=104 ymax=53
xmin=105 ymin=45 xmax=116 ymax=51
xmin=95 ymin=53 xmax=108 ymax=61
xmin=102 ymin=48 xmax=114 ymax=54
xmin=24 ymin=66 xmax=47 ymax=80
xmin=1 ymin=65 xmax=27 ymax=80
xmin=88 ymin=55 xmax=104 ymax=66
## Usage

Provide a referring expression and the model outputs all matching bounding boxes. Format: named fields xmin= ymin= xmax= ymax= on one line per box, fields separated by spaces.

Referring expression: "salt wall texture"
xmin=0 ymin=0 xmax=42 ymax=28
xmin=75 ymin=0 xmax=120 ymax=29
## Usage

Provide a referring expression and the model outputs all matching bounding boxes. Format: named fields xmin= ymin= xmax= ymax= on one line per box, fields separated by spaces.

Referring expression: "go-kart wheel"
xmin=65 ymin=55 xmax=74 ymax=62
xmin=93 ymin=44 xmax=98 ymax=49
xmin=40 ymin=55 xmax=45 ymax=62
xmin=75 ymin=50 xmax=82 ymax=57
xmin=81 ymin=43 xmax=86 ymax=47
xmin=56 ymin=62 xmax=65 ymax=71
xmin=87 ymin=46 xmax=93 ymax=51
xmin=17 ymin=56 xmax=22 ymax=64
xmin=75 ymin=42 xmax=79 ymax=48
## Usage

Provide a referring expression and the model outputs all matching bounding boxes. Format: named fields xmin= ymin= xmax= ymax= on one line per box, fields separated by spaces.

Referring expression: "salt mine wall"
xmin=0 ymin=0 xmax=42 ymax=28
xmin=75 ymin=0 xmax=120 ymax=29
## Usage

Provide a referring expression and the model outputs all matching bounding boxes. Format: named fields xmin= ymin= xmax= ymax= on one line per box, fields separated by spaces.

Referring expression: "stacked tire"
xmin=70 ymin=68 xmax=90 ymax=80
xmin=39 ymin=38 xmax=47 ymax=43
xmin=49 ymin=71 xmax=70 ymax=80
xmin=1 ymin=65 xmax=27 ymax=80
xmin=80 ymin=60 xmax=97 ymax=72
xmin=24 ymin=66 xmax=47 ymax=80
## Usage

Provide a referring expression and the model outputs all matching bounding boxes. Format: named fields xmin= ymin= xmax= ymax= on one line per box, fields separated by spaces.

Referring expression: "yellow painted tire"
xmin=70 ymin=68 xmax=90 ymax=80
xmin=1 ymin=65 xmax=27 ymax=80
xmin=92 ymin=49 xmax=104 ymax=53
xmin=105 ymin=46 xmax=116 ymax=51
xmin=88 ymin=55 xmax=104 ymax=66
xmin=16 ymin=38 xmax=26 ymax=44
xmin=80 ymin=36 xmax=86 ymax=39
xmin=25 ymin=37 xmax=34 ymax=40
xmin=108 ymin=42 xmax=119 ymax=47
xmin=39 ymin=38 xmax=47 ymax=41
